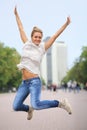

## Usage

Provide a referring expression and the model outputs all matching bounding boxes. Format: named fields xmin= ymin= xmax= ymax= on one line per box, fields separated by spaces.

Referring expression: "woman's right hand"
xmin=14 ymin=6 xmax=28 ymax=43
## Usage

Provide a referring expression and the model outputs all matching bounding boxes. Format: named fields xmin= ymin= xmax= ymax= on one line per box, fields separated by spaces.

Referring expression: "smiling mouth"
xmin=36 ymin=44 xmax=39 ymax=46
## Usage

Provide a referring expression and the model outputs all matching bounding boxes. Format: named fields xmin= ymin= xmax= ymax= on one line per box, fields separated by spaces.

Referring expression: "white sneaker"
xmin=59 ymin=98 xmax=72 ymax=114
xmin=27 ymin=107 xmax=34 ymax=120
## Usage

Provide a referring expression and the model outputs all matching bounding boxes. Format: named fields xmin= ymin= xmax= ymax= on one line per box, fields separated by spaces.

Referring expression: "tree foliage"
xmin=62 ymin=46 xmax=87 ymax=84
xmin=0 ymin=42 xmax=21 ymax=91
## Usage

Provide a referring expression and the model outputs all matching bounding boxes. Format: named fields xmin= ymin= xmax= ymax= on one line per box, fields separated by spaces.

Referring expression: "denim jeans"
xmin=13 ymin=77 xmax=59 ymax=112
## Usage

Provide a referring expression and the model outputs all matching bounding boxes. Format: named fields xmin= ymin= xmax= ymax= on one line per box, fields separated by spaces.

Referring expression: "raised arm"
xmin=45 ymin=16 xmax=71 ymax=50
xmin=14 ymin=7 xmax=28 ymax=43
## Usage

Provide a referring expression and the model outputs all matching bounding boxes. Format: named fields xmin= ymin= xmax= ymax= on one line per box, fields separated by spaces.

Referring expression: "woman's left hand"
xmin=66 ymin=16 xmax=71 ymax=25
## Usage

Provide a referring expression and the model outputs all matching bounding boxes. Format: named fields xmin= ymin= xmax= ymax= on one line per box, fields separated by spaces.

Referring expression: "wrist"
xmin=66 ymin=21 xmax=69 ymax=26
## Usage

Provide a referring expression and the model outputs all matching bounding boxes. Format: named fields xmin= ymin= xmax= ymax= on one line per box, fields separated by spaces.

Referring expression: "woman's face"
xmin=31 ymin=32 xmax=42 ymax=46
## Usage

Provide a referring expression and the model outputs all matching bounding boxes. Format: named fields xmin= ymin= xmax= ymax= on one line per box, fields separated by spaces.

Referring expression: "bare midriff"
xmin=22 ymin=69 xmax=38 ymax=80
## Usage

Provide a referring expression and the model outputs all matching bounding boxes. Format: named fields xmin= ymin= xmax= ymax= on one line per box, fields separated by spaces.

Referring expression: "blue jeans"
xmin=13 ymin=77 xmax=59 ymax=112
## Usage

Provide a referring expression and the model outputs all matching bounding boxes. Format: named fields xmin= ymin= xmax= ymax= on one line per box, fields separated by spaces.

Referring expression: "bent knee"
xmin=31 ymin=102 xmax=40 ymax=110
xmin=13 ymin=103 xmax=20 ymax=111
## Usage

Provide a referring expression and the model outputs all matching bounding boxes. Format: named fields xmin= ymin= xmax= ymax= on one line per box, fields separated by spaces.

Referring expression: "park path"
xmin=0 ymin=89 xmax=87 ymax=130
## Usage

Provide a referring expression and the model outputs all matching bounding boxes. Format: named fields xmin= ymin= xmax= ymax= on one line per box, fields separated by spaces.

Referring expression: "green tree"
xmin=79 ymin=46 xmax=87 ymax=83
xmin=62 ymin=46 xmax=87 ymax=84
xmin=0 ymin=42 xmax=21 ymax=91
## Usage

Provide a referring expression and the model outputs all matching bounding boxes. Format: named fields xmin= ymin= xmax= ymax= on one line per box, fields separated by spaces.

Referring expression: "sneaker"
xmin=59 ymin=98 xmax=72 ymax=114
xmin=27 ymin=107 xmax=34 ymax=120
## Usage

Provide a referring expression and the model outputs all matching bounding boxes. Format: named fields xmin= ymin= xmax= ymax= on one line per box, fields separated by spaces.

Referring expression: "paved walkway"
xmin=0 ymin=89 xmax=87 ymax=130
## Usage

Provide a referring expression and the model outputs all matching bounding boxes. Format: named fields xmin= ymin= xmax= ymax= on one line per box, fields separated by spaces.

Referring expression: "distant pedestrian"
xmin=84 ymin=82 xmax=87 ymax=91
xmin=52 ymin=84 xmax=57 ymax=92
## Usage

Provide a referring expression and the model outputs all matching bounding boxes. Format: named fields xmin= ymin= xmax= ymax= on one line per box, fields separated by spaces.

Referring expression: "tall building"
xmin=40 ymin=37 xmax=68 ymax=86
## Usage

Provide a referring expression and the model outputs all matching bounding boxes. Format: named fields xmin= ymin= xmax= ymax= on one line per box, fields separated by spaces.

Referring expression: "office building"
xmin=40 ymin=37 xmax=68 ymax=86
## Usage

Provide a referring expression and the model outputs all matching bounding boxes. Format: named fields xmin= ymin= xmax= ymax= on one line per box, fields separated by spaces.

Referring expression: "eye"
xmin=34 ymin=36 xmax=42 ymax=39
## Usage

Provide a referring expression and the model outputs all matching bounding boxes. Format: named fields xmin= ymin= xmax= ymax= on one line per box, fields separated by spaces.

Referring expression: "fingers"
xmin=14 ymin=6 xmax=17 ymax=15
xmin=67 ymin=16 xmax=71 ymax=25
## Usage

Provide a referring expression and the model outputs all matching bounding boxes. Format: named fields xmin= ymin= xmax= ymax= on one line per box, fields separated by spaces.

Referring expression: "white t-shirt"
xmin=17 ymin=40 xmax=46 ymax=76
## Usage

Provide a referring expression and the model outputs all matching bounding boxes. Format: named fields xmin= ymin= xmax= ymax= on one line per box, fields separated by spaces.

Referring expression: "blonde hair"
xmin=31 ymin=26 xmax=43 ymax=37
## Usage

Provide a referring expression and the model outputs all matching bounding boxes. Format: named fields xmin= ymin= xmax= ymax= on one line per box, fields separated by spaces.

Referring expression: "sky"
xmin=0 ymin=0 xmax=87 ymax=69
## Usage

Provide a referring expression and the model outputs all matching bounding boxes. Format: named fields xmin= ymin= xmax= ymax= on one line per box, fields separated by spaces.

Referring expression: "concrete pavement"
xmin=0 ymin=89 xmax=87 ymax=130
